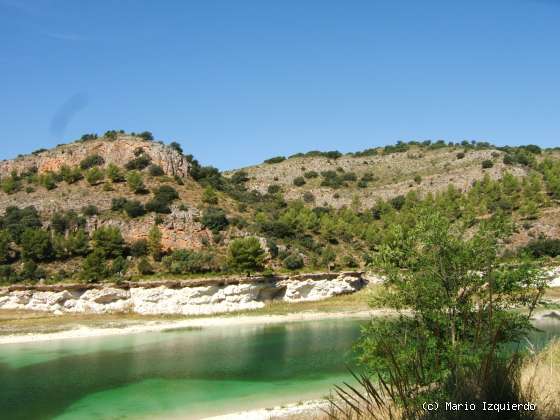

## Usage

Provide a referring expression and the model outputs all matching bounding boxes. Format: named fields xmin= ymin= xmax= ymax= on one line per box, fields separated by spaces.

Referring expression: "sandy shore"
xmin=202 ymin=399 xmax=329 ymax=420
xmin=0 ymin=309 xmax=384 ymax=346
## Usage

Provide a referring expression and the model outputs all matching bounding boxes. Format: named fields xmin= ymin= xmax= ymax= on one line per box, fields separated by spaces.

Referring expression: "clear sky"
xmin=1 ymin=0 xmax=559 ymax=169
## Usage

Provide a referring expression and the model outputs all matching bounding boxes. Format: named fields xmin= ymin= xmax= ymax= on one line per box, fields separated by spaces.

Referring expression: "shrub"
xmin=145 ymin=197 xmax=169 ymax=214
xmin=227 ymin=237 xmax=265 ymax=273
xmin=80 ymin=133 xmax=98 ymax=141
xmin=1 ymin=176 xmax=21 ymax=194
xmin=107 ymin=164 xmax=125 ymax=182
xmin=137 ymin=258 xmax=154 ymax=275
xmin=123 ymin=200 xmax=146 ymax=218
xmin=293 ymin=176 xmax=306 ymax=187
xmin=324 ymin=151 xmax=342 ymax=159
xmin=267 ymin=185 xmax=281 ymax=194
xmin=148 ymin=164 xmax=164 ymax=177
xmin=148 ymin=225 xmax=163 ymax=261
xmin=482 ymin=159 xmax=494 ymax=169
xmin=104 ymin=130 xmax=118 ymax=140
xmin=163 ymin=249 xmax=214 ymax=274
xmin=154 ymin=185 xmax=179 ymax=202
xmin=503 ymin=154 xmax=514 ymax=165
xmin=304 ymin=171 xmax=318 ymax=179
xmin=0 ymin=230 xmax=13 ymax=264
xmin=130 ymin=239 xmax=148 ymax=257
xmin=138 ymin=131 xmax=154 ymax=141
xmin=283 ymin=253 xmax=304 ymax=270
xmin=59 ymin=165 xmax=83 ymax=184
xmin=81 ymin=249 xmax=108 ymax=283
xmin=39 ymin=172 xmax=58 ymax=190
xmin=230 ymin=170 xmax=249 ymax=184
xmin=390 ymin=195 xmax=406 ymax=210
xmin=201 ymin=207 xmax=229 ymax=233
xmin=125 ymin=154 xmax=152 ymax=171
xmin=82 ymin=205 xmax=99 ymax=216
xmin=21 ymin=228 xmax=53 ymax=262
xmin=126 ymin=171 xmax=147 ymax=194
xmin=456 ymin=152 xmax=466 ymax=159
xmin=80 ymin=154 xmax=105 ymax=170
xmin=342 ymin=172 xmax=357 ymax=182
xmin=414 ymin=174 xmax=422 ymax=184
xmin=86 ymin=167 xmax=104 ymax=185
xmin=65 ymin=229 xmax=90 ymax=256
xmin=111 ymin=197 xmax=128 ymax=211
xmin=92 ymin=226 xmax=125 ymax=258
xmin=524 ymin=238 xmax=560 ymax=258
xmin=169 ymin=141 xmax=183 ymax=154
xmin=202 ymin=187 xmax=218 ymax=204
xmin=303 ymin=191 xmax=315 ymax=203
xmin=1 ymin=206 xmax=42 ymax=242
xmin=264 ymin=156 xmax=286 ymax=164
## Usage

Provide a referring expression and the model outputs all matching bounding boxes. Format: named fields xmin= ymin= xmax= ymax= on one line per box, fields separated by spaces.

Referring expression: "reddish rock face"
xmin=0 ymin=136 xmax=190 ymax=179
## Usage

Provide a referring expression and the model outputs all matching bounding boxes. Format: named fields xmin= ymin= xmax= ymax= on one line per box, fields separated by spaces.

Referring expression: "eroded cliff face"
xmin=0 ymin=136 xmax=190 ymax=178
xmin=0 ymin=272 xmax=370 ymax=316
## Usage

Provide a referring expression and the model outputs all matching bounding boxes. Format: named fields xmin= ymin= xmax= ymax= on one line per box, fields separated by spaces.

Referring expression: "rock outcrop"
xmin=0 ymin=136 xmax=190 ymax=179
xmin=0 ymin=272 xmax=368 ymax=316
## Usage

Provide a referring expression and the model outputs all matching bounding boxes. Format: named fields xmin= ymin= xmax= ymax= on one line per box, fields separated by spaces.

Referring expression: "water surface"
xmin=1 ymin=316 xmax=558 ymax=420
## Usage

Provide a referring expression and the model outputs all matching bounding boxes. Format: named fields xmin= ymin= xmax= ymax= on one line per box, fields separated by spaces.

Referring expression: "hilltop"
xmin=1 ymin=134 xmax=560 ymax=284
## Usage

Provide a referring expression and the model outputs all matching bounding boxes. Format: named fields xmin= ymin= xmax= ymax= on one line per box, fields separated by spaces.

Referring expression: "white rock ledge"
xmin=0 ymin=272 xmax=368 ymax=316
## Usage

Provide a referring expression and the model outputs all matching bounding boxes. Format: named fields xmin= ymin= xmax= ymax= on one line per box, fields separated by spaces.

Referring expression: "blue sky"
xmin=1 ymin=0 xmax=559 ymax=169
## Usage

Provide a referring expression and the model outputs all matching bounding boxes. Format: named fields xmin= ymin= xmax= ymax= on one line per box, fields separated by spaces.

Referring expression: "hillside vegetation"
xmin=1 ymin=133 xmax=560 ymax=285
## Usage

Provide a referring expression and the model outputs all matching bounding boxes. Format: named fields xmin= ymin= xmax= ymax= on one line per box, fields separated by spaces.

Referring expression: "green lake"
xmin=0 ymin=316 xmax=559 ymax=420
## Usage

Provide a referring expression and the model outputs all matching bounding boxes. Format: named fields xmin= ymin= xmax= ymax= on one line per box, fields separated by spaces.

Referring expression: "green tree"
xmin=81 ymin=249 xmax=109 ymax=283
xmin=21 ymin=229 xmax=53 ymax=262
xmin=227 ymin=237 xmax=265 ymax=273
xmin=91 ymin=226 xmax=125 ymax=258
xmin=0 ymin=230 xmax=12 ymax=264
xmin=148 ymin=225 xmax=163 ymax=261
xmin=356 ymin=209 xmax=547 ymax=407
xmin=202 ymin=186 xmax=218 ymax=204
xmin=201 ymin=207 xmax=229 ymax=233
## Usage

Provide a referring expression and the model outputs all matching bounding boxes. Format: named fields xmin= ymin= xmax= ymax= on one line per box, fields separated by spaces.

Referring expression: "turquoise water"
xmin=0 ymin=317 xmax=558 ymax=420
xmin=0 ymin=319 xmax=363 ymax=419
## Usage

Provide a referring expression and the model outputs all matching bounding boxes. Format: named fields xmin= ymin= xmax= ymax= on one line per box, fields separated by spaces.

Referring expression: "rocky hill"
xmin=1 ymin=135 xmax=559 ymax=284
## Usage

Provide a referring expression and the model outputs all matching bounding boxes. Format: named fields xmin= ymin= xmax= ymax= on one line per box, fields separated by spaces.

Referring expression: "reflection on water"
xmin=0 ymin=317 xmax=558 ymax=420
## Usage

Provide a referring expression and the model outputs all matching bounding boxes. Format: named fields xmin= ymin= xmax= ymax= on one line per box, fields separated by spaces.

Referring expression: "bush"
xmin=304 ymin=170 xmax=318 ymax=179
xmin=283 ymin=253 xmax=304 ymax=270
xmin=342 ymin=172 xmax=357 ymax=182
xmin=264 ymin=156 xmax=286 ymax=164
xmin=59 ymin=165 xmax=83 ymax=184
xmin=148 ymin=164 xmax=164 ymax=176
xmin=390 ymin=195 xmax=406 ymax=210
xmin=123 ymin=200 xmax=146 ymax=218
xmin=169 ymin=141 xmax=183 ymax=154
xmin=126 ymin=171 xmax=147 ymax=194
xmin=202 ymin=187 xmax=218 ymax=205
xmin=145 ymin=196 xmax=172 ymax=214
xmin=201 ymin=207 xmax=229 ymax=233
xmin=92 ymin=226 xmax=125 ymax=258
xmin=456 ymin=152 xmax=466 ymax=159
xmin=1 ymin=176 xmax=21 ymax=194
xmin=227 ymin=237 xmax=265 ymax=273
xmin=1 ymin=206 xmax=42 ymax=242
xmin=324 ymin=151 xmax=342 ymax=159
xmin=80 ymin=133 xmax=98 ymax=141
xmin=303 ymin=191 xmax=315 ymax=203
xmin=80 ymin=155 xmax=105 ymax=170
xmin=137 ymin=258 xmax=154 ymax=275
xmin=267 ymin=185 xmax=281 ymax=194
xmin=86 ymin=167 xmax=104 ymax=185
xmin=81 ymin=249 xmax=108 ymax=283
xmin=414 ymin=174 xmax=422 ymax=184
xmin=524 ymin=238 xmax=560 ymax=258
xmin=39 ymin=172 xmax=58 ymax=190
xmin=21 ymin=228 xmax=53 ymax=262
xmin=107 ymin=164 xmax=125 ymax=183
xmin=163 ymin=249 xmax=215 ymax=274
xmin=148 ymin=225 xmax=163 ymax=261
xmin=230 ymin=170 xmax=249 ymax=184
xmin=154 ymin=185 xmax=179 ymax=202
xmin=0 ymin=230 xmax=13 ymax=264
xmin=482 ymin=159 xmax=494 ymax=169
xmin=82 ymin=205 xmax=99 ymax=216
xmin=125 ymin=154 xmax=152 ymax=171
xmin=111 ymin=197 xmax=128 ymax=211
xmin=138 ymin=131 xmax=154 ymax=141
xmin=130 ymin=239 xmax=148 ymax=257
xmin=293 ymin=176 xmax=306 ymax=187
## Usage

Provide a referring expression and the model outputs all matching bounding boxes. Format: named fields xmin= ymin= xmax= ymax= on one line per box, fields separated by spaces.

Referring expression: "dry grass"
xmin=521 ymin=339 xmax=560 ymax=419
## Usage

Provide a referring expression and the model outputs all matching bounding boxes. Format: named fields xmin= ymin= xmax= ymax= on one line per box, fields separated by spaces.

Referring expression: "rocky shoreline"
xmin=0 ymin=272 xmax=374 ymax=316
